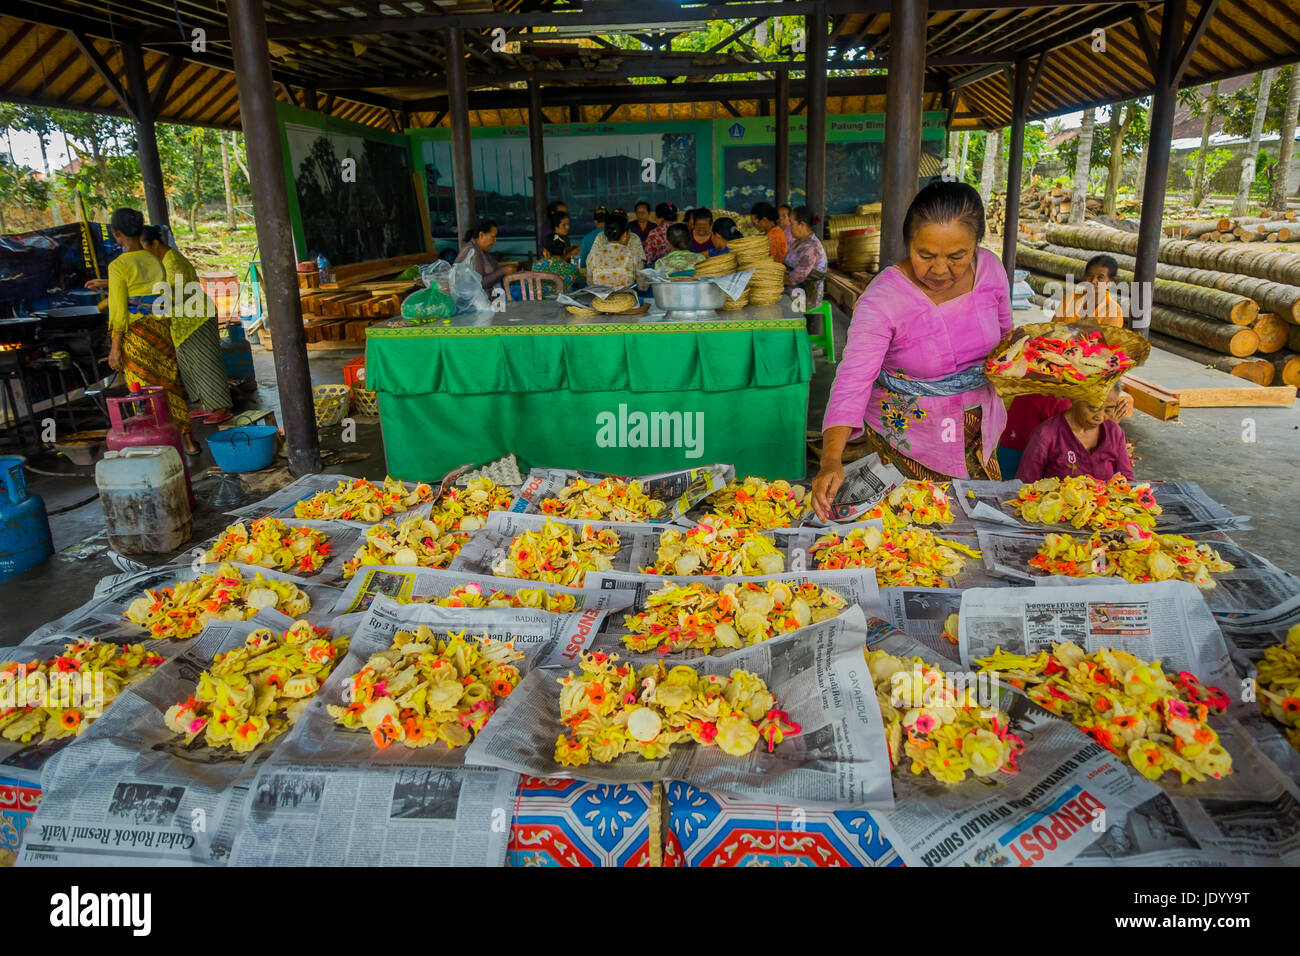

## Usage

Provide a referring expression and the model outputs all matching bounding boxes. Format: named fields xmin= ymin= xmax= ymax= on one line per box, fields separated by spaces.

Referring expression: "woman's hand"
xmin=108 ymin=345 xmax=122 ymax=371
xmin=811 ymin=459 xmax=845 ymax=522
xmin=84 ymin=278 xmax=108 ymax=290
xmin=1110 ymin=393 xmax=1135 ymax=421
xmin=501 ymin=262 xmax=518 ymax=275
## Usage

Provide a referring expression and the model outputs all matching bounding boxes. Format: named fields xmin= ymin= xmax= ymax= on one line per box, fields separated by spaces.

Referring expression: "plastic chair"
xmin=505 ymin=271 xmax=563 ymax=301
xmin=806 ymin=300 xmax=836 ymax=363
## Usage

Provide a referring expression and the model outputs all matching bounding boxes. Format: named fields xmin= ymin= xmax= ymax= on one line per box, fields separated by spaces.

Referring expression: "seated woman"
xmin=783 ymin=204 xmax=827 ymax=309
xmin=1015 ymin=382 xmax=1134 ymax=483
xmin=455 ymin=219 xmax=513 ymax=292
xmin=534 ymin=210 xmax=580 ymax=292
xmin=585 ymin=212 xmax=640 ymax=289
xmin=710 ymin=217 xmax=742 ymax=255
xmin=654 ymin=223 xmax=706 ymax=275
xmin=688 ymin=208 xmax=714 ymax=254
xmin=642 ymin=202 xmax=677 ymax=266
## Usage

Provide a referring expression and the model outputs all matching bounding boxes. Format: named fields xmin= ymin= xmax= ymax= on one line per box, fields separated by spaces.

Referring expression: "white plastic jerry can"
xmin=95 ymin=446 xmax=194 ymax=554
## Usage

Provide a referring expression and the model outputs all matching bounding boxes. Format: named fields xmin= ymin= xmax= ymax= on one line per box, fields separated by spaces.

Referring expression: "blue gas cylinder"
xmin=0 ymin=456 xmax=53 ymax=581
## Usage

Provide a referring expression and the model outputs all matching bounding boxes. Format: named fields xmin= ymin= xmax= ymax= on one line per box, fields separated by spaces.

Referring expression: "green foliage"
xmin=962 ymin=123 xmax=1048 ymax=187
xmin=0 ymin=154 xmax=50 ymax=231
xmin=1056 ymin=101 xmax=1149 ymax=177
xmin=1183 ymin=147 xmax=1233 ymax=189
xmin=1221 ymin=67 xmax=1293 ymax=137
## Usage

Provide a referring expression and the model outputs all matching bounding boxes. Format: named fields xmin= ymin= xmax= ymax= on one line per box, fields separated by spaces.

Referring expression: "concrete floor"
xmin=3 ymin=308 xmax=1298 ymax=646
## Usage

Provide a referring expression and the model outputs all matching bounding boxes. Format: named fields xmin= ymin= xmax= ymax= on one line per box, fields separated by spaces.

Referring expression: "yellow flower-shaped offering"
xmin=1029 ymin=527 xmax=1232 ymax=588
xmin=863 ymin=480 xmax=955 ymax=527
xmin=540 ymin=477 xmax=666 ymax=523
xmin=552 ymin=651 xmax=799 ymax=765
xmin=124 ymin=563 xmax=312 ymax=640
xmin=622 ymin=580 xmax=848 ymax=654
xmin=327 ymin=627 xmax=524 ymax=750
xmin=430 ymin=478 xmax=514 ymax=531
xmin=810 ymin=524 xmax=977 ymax=587
xmin=342 ymin=515 xmax=470 ymax=579
xmin=642 ymin=515 xmax=784 ymax=576
xmin=293 ymin=475 xmax=433 ymax=522
xmin=707 ymin=477 xmax=808 ymax=529
xmin=0 ymin=641 xmax=166 ymax=745
xmin=164 ymin=621 xmax=348 ymax=753
xmin=1255 ymin=624 xmax=1300 ymax=752
xmin=1008 ymin=475 xmax=1162 ymax=532
xmin=975 ymin=641 xmax=1233 ymax=783
xmin=494 ymin=519 xmax=621 ymax=587
xmin=423 ymin=582 xmax=578 ymax=614
xmin=867 ymin=649 xmax=1022 ymax=784
xmin=205 ymin=517 xmax=333 ymax=574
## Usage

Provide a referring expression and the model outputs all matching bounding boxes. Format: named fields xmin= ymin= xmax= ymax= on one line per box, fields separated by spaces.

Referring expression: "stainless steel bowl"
xmin=651 ymin=279 xmax=726 ymax=313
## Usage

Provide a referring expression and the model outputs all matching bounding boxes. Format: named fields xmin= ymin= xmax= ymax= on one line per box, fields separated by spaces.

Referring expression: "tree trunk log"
xmin=1149 ymin=306 xmax=1259 ymax=356
xmin=1268 ymin=350 xmax=1300 ymax=387
xmin=1041 ymin=242 xmax=1300 ymax=322
xmin=1149 ymin=332 xmax=1274 ymax=384
xmin=1016 ymin=245 xmax=1259 ymax=325
xmin=1044 ymin=223 xmax=1300 ymax=286
xmin=1250 ymin=313 xmax=1288 ymax=353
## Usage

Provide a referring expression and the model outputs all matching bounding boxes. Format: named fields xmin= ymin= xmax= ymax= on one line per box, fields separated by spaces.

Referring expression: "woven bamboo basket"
xmin=351 ymin=385 xmax=380 ymax=417
xmin=984 ymin=321 xmax=1152 ymax=405
xmin=839 ymin=229 xmax=882 ymax=273
xmin=313 ymin=384 xmax=351 ymax=427
xmin=694 ymin=253 xmax=737 ymax=277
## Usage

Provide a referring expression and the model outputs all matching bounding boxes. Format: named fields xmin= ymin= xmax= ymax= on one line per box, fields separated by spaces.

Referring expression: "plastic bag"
xmin=420 ymin=260 xmax=453 ymax=297
xmin=448 ymin=260 xmax=492 ymax=315
xmin=400 ymin=285 xmax=456 ymax=321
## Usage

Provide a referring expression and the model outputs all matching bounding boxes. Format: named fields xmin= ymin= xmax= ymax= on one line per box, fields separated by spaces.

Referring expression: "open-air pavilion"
xmin=2 ymin=0 xmax=1298 ymax=472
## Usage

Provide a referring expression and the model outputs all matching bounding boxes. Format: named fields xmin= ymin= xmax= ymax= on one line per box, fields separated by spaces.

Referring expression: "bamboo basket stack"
xmin=1017 ymin=224 xmax=1300 ymax=387
xmin=826 ymin=208 xmax=883 ymax=270
xmin=729 ymin=236 xmax=772 ymax=268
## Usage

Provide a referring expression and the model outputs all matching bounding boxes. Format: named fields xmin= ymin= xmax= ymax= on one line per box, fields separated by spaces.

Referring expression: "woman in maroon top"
xmin=1016 ymin=383 xmax=1134 ymax=482
xmin=630 ymin=201 xmax=654 ymax=243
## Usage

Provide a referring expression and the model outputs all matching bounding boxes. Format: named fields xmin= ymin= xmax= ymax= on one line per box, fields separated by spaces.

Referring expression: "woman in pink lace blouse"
xmin=812 ymin=182 xmax=1011 ymax=519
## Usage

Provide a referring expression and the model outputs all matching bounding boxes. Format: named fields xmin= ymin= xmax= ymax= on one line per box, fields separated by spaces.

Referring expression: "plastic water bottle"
xmin=316 ymin=253 xmax=331 ymax=284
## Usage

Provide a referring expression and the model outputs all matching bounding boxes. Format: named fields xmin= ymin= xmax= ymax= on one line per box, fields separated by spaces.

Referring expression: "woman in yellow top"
xmin=98 ymin=208 xmax=197 ymax=453
xmin=142 ymin=225 xmax=233 ymax=423
xmin=1055 ymin=254 xmax=1124 ymax=327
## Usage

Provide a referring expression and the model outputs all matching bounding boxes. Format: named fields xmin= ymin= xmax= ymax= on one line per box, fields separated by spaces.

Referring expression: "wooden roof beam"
xmin=0 ymin=22 xmax=35 ymax=65
xmin=6 ymin=28 xmax=68 ymax=91
xmin=1174 ymin=0 xmax=1218 ymax=83
xmin=69 ymin=33 xmax=136 ymax=120
xmin=1130 ymin=7 xmax=1159 ymax=71
xmin=149 ymin=53 xmax=185 ymax=114
xmin=1230 ymin=1 xmax=1291 ymax=59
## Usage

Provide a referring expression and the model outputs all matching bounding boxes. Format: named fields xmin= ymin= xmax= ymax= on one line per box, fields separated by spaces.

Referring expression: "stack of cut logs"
xmin=1164 ymin=211 xmax=1297 ymax=242
xmin=1018 ymin=223 xmax=1300 ymax=388
xmin=989 ymin=184 xmax=1103 ymax=239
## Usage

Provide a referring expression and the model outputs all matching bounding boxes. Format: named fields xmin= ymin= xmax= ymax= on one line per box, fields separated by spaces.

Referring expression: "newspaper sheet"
xmin=863 ymin=634 xmax=1158 ymax=867
xmin=225 ymin=473 xmax=438 ymax=527
xmin=807 ymin=454 xmax=908 ymax=525
xmin=172 ymin=517 xmax=365 ymax=589
xmin=21 ymin=562 xmax=340 ymax=647
xmin=876 ymin=586 xmax=966 ymax=662
xmin=17 ymin=613 xmax=304 ymax=866
xmin=453 ymin=510 xmax=812 ymax=581
xmin=509 ymin=464 xmax=735 ymax=522
xmin=975 ymin=527 xmax=1300 ymax=615
xmin=229 ymin=762 xmax=517 ymax=866
xmin=1215 ymin=590 xmax=1300 ymax=669
xmin=956 ymin=581 xmax=1237 ymax=689
xmin=1070 ymin=713 xmax=1300 ymax=867
xmin=464 ymin=605 xmax=895 ymax=810
xmin=0 ymin=633 xmax=182 ymax=786
xmin=955 ymin=479 xmax=1252 ymax=534
xmin=330 ymin=564 xmax=635 ymax=616
xmin=266 ymin=596 xmax=610 ymax=774
xmin=586 ymin=566 xmax=882 ymax=620
xmin=581 ymin=567 xmax=881 ymax=656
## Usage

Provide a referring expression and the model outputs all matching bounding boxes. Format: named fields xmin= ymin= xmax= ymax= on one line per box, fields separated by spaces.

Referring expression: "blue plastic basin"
xmin=206 ymin=426 xmax=278 ymax=473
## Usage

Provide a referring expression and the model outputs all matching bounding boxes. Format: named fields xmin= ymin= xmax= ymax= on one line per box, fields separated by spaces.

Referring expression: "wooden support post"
xmin=1001 ymin=55 xmax=1030 ymax=283
xmin=1134 ymin=0 xmax=1187 ymax=337
xmin=880 ymin=0 xmax=926 ymax=267
xmin=122 ymin=42 xmax=168 ymax=228
xmin=804 ymin=3 xmax=829 ymax=233
xmin=527 ymin=78 xmax=548 ymax=255
xmin=227 ymin=0 xmax=321 ymax=476
xmin=775 ymin=68 xmax=790 ymax=208
xmin=445 ymin=26 xmax=476 ymax=245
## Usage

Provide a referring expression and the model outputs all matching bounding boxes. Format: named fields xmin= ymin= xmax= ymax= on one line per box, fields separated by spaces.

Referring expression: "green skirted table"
xmin=364 ymin=300 xmax=812 ymax=481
